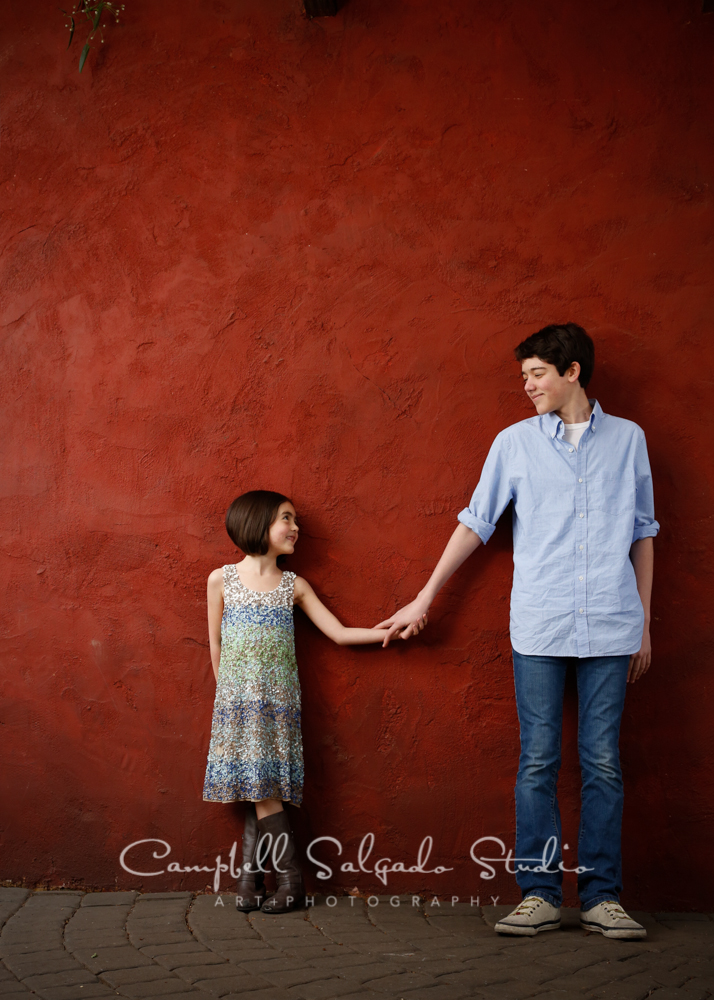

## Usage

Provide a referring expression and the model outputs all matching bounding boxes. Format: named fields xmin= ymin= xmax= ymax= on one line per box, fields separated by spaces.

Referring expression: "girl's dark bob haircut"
xmin=225 ymin=490 xmax=292 ymax=555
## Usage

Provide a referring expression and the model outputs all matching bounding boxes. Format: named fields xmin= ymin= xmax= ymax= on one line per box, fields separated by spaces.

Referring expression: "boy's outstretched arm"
xmin=293 ymin=577 xmax=425 ymax=646
xmin=375 ymin=523 xmax=482 ymax=646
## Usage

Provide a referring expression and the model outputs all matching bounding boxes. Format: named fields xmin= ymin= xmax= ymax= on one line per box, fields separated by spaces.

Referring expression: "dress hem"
xmin=203 ymin=796 xmax=301 ymax=806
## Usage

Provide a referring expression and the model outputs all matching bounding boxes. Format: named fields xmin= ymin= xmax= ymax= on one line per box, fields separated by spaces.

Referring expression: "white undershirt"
xmin=562 ymin=420 xmax=590 ymax=449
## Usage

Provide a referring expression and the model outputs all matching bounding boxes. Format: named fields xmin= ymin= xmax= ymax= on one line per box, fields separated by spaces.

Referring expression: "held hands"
xmin=627 ymin=624 xmax=651 ymax=683
xmin=374 ymin=598 xmax=430 ymax=648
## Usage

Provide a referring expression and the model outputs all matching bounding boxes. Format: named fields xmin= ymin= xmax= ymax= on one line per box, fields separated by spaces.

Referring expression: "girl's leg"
xmin=252 ymin=800 xmax=287 ymax=899
xmin=255 ymin=801 xmax=304 ymax=914
xmin=255 ymin=798 xmax=284 ymax=819
xmin=235 ymin=802 xmax=267 ymax=912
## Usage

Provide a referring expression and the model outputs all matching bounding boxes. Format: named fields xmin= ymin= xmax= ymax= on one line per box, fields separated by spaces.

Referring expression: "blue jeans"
xmin=512 ymin=649 xmax=630 ymax=910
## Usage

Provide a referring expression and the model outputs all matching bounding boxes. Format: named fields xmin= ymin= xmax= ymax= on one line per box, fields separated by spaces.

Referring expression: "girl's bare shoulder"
xmin=292 ymin=575 xmax=314 ymax=603
xmin=207 ymin=567 xmax=225 ymax=592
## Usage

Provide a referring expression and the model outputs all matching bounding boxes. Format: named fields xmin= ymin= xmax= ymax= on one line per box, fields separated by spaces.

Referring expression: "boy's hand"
xmin=375 ymin=601 xmax=430 ymax=647
xmin=627 ymin=625 xmax=651 ymax=683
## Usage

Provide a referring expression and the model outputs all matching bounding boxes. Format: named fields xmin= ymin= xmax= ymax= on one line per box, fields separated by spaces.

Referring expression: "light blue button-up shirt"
xmin=458 ymin=400 xmax=659 ymax=657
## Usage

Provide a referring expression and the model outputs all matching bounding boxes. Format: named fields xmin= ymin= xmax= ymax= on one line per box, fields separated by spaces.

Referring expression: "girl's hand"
xmin=375 ymin=601 xmax=431 ymax=647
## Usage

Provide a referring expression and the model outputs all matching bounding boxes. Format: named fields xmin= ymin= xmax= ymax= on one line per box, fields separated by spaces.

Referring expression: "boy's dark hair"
xmin=225 ymin=490 xmax=292 ymax=555
xmin=514 ymin=323 xmax=595 ymax=389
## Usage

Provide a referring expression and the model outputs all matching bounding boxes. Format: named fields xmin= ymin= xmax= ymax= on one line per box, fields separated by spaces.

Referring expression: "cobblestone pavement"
xmin=1 ymin=889 xmax=712 ymax=1000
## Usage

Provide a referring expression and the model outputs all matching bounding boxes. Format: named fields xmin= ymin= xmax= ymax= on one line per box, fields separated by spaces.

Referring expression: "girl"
xmin=203 ymin=490 xmax=425 ymax=914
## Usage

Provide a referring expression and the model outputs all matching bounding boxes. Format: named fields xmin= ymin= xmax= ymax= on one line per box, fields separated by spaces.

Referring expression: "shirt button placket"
xmin=575 ymin=438 xmax=588 ymax=655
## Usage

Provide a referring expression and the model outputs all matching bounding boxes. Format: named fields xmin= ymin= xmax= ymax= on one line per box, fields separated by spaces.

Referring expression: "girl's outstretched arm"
xmin=207 ymin=568 xmax=224 ymax=681
xmin=294 ymin=577 xmax=424 ymax=646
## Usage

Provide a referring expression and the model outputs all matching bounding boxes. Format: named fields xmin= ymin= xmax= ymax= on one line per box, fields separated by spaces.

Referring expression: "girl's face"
xmin=268 ymin=502 xmax=299 ymax=555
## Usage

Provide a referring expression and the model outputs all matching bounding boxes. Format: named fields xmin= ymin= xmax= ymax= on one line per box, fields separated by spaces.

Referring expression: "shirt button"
xmin=569 ymin=448 xmax=574 ymax=453
xmin=579 ymin=575 xmax=584 ymax=581
xmin=579 ymin=513 xmax=584 ymax=518
xmin=578 ymin=478 xmax=583 ymax=483
xmin=579 ymin=545 xmax=583 ymax=550
xmin=579 ymin=608 xmax=585 ymax=614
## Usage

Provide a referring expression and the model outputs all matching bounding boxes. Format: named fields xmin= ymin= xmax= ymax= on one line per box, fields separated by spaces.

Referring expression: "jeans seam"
xmin=550 ymin=760 xmax=561 ymax=869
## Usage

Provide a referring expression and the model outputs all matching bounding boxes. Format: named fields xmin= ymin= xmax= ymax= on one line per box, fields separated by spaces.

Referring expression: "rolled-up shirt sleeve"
xmin=632 ymin=429 xmax=660 ymax=543
xmin=457 ymin=432 xmax=514 ymax=544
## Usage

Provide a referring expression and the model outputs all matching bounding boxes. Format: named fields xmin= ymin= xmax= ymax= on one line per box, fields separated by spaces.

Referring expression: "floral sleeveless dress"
xmin=203 ymin=566 xmax=303 ymax=805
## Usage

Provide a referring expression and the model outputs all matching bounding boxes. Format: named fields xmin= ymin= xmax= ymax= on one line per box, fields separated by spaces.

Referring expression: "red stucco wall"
xmin=1 ymin=0 xmax=712 ymax=909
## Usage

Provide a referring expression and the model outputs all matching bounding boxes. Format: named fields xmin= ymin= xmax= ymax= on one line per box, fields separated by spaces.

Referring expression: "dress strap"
xmin=283 ymin=570 xmax=296 ymax=606
xmin=222 ymin=564 xmax=242 ymax=606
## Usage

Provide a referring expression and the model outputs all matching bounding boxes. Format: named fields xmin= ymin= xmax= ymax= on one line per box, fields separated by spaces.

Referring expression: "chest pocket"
xmin=587 ymin=473 xmax=635 ymax=516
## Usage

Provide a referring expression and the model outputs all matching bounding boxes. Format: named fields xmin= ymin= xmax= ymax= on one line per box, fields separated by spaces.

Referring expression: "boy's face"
xmin=520 ymin=356 xmax=581 ymax=415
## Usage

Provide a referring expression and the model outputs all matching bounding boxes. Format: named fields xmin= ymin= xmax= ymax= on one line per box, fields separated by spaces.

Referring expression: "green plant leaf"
xmin=67 ymin=16 xmax=75 ymax=47
xmin=79 ymin=41 xmax=90 ymax=72
xmin=93 ymin=2 xmax=104 ymax=29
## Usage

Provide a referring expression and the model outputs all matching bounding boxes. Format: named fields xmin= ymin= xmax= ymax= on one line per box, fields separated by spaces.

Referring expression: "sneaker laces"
xmin=513 ymin=896 xmax=544 ymax=915
xmin=602 ymin=901 xmax=628 ymax=919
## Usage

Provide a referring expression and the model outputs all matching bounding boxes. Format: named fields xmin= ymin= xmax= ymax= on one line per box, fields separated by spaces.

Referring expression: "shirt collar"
xmin=543 ymin=399 xmax=603 ymax=439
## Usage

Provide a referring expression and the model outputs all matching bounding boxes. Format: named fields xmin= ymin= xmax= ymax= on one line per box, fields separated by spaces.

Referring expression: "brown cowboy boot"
xmin=257 ymin=810 xmax=304 ymax=914
xmin=235 ymin=803 xmax=267 ymax=912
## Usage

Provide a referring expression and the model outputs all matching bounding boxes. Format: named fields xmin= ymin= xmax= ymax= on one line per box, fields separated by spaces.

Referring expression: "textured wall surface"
xmin=1 ymin=0 xmax=712 ymax=908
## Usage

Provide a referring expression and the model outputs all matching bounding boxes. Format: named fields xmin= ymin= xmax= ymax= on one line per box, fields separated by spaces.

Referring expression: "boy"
xmin=378 ymin=324 xmax=658 ymax=939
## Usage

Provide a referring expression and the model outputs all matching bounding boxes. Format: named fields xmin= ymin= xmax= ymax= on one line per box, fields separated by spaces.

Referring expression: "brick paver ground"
xmin=1 ymin=889 xmax=712 ymax=1000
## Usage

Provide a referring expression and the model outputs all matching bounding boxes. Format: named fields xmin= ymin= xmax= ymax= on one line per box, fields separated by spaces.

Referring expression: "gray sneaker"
xmin=580 ymin=900 xmax=647 ymax=940
xmin=494 ymin=895 xmax=561 ymax=936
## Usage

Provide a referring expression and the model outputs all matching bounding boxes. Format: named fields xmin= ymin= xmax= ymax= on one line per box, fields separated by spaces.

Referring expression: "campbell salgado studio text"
xmin=119 ymin=834 xmax=593 ymax=894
